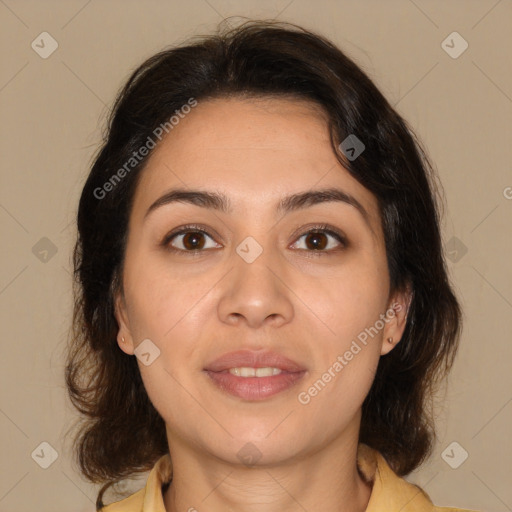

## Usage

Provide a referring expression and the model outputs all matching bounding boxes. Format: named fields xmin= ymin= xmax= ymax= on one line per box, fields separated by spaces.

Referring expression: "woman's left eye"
xmin=290 ymin=227 xmax=346 ymax=253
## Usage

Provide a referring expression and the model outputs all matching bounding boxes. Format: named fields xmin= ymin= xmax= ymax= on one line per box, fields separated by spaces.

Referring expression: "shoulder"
xmin=99 ymin=453 xmax=171 ymax=512
xmin=357 ymin=443 xmax=481 ymax=512
xmin=100 ymin=488 xmax=144 ymax=512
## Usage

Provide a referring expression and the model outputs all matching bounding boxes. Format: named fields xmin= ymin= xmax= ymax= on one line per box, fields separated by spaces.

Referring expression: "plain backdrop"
xmin=0 ymin=1 xmax=511 ymax=511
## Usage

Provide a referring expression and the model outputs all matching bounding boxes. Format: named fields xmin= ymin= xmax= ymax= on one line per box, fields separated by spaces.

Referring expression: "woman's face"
xmin=115 ymin=97 xmax=409 ymax=465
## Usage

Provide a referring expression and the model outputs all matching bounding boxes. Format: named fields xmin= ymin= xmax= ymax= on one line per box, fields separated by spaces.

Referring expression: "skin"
xmin=114 ymin=96 xmax=411 ymax=512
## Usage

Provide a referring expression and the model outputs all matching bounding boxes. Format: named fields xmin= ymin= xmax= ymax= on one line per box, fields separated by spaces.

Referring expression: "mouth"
xmin=203 ymin=350 xmax=307 ymax=401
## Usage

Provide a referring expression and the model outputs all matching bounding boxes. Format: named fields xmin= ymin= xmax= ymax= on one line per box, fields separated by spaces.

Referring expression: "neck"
xmin=163 ymin=430 xmax=372 ymax=512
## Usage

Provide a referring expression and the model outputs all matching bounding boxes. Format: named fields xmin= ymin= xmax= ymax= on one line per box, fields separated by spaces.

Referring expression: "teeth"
xmin=228 ymin=367 xmax=282 ymax=377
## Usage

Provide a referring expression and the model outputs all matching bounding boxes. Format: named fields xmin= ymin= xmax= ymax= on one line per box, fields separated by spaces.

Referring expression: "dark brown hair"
xmin=65 ymin=19 xmax=462 ymax=510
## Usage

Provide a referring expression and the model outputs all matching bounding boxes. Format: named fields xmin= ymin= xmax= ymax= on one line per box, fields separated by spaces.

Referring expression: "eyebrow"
xmin=144 ymin=187 xmax=374 ymax=234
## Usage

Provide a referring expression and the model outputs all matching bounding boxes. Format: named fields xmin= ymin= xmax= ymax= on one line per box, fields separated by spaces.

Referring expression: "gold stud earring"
xmin=387 ymin=337 xmax=394 ymax=344
xmin=121 ymin=336 xmax=125 ymax=343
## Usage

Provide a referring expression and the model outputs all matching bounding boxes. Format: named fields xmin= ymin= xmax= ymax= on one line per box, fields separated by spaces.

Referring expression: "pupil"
xmin=308 ymin=233 xmax=326 ymax=250
xmin=184 ymin=232 xmax=204 ymax=250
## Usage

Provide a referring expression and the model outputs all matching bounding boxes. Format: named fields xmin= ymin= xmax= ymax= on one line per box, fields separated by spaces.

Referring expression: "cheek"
xmin=123 ymin=251 xmax=208 ymax=341
xmin=309 ymin=258 xmax=389 ymax=342
xmin=297 ymin=257 xmax=387 ymax=405
xmin=122 ymin=258 xmax=205 ymax=422
xmin=299 ymin=331 xmax=380 ymax=425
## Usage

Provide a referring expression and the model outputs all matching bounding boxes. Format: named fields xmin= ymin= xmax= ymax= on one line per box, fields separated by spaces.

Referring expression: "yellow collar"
xmin=102 ymin=443 xmax=474 ymax=512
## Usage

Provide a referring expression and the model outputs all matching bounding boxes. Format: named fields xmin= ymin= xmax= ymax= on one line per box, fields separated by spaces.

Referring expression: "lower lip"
xmin=204 ymin=370 xmax=306 ymax=401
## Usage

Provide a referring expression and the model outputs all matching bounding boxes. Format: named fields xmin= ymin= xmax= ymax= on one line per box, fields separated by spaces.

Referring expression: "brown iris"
xmin=181 ymin=231 xmax=206 ymax=250
xmin=304 ymin=232 xmax=328 ymax=250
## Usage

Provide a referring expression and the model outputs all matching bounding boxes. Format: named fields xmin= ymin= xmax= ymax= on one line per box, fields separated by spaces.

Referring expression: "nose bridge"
xmin=217 ymin=231 xmax=294 ymax=327
xmin=233 ymin=232 xmax=280 ymax=294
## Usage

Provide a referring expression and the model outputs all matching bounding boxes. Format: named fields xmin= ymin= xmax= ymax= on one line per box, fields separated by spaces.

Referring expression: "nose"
xmin=216 ymin=240 xmax=294 ymax=329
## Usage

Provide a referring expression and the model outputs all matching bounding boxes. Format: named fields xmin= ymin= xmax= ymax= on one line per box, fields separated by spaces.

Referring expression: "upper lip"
xmin=204 ymin=350 xmax=306 ymax=373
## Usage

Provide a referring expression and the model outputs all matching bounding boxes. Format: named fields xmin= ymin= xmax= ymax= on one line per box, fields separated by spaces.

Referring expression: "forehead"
xmin=148 ymin=95 xmax=332 ymax=159
xmin=131 ymin=96 xmax=381 ymax=232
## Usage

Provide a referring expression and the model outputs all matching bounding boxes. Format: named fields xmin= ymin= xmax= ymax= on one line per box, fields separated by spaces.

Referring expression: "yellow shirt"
xmin=101 ymin=443 xmax=478 ymax=511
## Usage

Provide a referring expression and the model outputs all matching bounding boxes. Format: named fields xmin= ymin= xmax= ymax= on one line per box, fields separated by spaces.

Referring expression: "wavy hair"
xmin=65 ymin=19 xmax=462 ymax=510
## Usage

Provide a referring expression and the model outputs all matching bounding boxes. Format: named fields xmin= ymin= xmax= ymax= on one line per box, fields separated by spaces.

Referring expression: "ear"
xmin=113 ymin=285 xmax=135 ymax=356
xmin=380 ymin=282 xmax=413 ymax=356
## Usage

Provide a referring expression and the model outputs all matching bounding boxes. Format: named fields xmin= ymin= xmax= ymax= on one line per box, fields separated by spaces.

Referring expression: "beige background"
xmin=1 ymin=1 xmax=511 ymax=511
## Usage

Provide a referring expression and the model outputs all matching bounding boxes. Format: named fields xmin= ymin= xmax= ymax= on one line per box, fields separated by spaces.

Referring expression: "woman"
xmin=65 ymin=20 xmax=478 ymax=512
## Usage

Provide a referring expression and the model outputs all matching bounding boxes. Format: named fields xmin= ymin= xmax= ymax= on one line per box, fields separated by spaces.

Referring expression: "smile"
xmin=228 ymin=367 xmax=282 ymax=377
xmin=204 ymin=349 xmax=307 ymax=401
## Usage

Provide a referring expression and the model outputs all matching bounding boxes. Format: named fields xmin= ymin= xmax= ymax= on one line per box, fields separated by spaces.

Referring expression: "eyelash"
xmin=161 ymin=223 xmax=347 ymax=257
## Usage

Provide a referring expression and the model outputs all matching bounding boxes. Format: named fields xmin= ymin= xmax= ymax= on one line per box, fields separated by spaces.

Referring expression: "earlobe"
xmin=380 ymin=284 xmax=413 ymax=356
xmin=380 ymin=336 xmax=397 ymax=356
xmin=113 ymin=290 xmax=135 ymax=356
xmin=117 ymin=334 xmax=135 ymax=356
